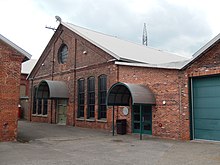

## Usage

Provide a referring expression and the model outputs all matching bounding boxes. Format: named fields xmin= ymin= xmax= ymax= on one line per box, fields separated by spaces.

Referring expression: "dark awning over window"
xmin=107 ymin=82 xmax=156 ymax=106
xmin=37 ymin=80 xmax=68 ymax=99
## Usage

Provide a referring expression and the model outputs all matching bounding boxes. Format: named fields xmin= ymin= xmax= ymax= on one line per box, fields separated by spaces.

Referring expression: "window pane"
xmin=98 ymin=75 xmax=107 ymax=119
xmin=88 ymin=77 xmax=95 ymax=118
xmin=33 ymin=99 xmax=37 ymax=114
xmin=43 ymin=99 xmax=48 ymax=115
xmin=78 ymin=79 xmax=84 ymax=118
xmin=59 ymin=44 xmax=68 ymax=64
xmin=37 ymin=99 xmax=42 ymax=115
xmin=32 ymin=87 xmax=37 ymax=114
xmin=20 ymin=85 xmax=26 ymax=97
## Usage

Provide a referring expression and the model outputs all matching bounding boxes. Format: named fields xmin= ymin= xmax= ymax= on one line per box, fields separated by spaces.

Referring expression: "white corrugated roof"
xmin=115 ymin=59 xmax=190 ymax=70
xmin=62 ymin=22 xmax=189 ymax=65
xmin=21 ymin=59 xmax=37 ymax=74
xmin=0 ymin=33 xmax=31 ymax=62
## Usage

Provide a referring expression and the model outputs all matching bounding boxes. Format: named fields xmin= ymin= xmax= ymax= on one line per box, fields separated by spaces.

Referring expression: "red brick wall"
xmin=0 ymin=40 xmax=24 ymax=141
xmin=29 ymin=24 xmax=220 ymax=141
xmin=181 ymin=41 xmax=220 ymax=140
xmin=20 ymin=73 xmax=29 ymax=96
xmin=118 ymin=65 xmax=183 ymax=139
xmin=29 ymin=24 xmax=117 ymax=130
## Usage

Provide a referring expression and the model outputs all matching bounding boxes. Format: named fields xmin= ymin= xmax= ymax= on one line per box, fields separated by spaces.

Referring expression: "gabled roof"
xmin=0 ymin=33 xmax=31 ymax=62
xmin=62 ymin=22 xmax=188 ymax=65
xmin=181 ymin=33 xmax=220 ymax=69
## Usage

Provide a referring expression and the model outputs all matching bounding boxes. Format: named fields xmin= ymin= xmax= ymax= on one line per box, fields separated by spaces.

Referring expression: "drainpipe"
xmin=50 ymin=41 xmax=56 ymax=124
xmin=50 ymin=28 xmax=63 ymax=124
xmin=29 ymin=77 xmax=34 ymax=122
xmin=116 ymin=65 xmax=119 ymax=119
xmin=73 ymin=38 xmax=77 ymax=126
xmin=140 ymin=105 xmax=143 ymax=140
xmin=179 ymin=83 xmax=182 ymax=139
xmin=116 ymin=65 xmax=119 ymax=82
xmin=112 ymin=106 xmax=115 ymax=136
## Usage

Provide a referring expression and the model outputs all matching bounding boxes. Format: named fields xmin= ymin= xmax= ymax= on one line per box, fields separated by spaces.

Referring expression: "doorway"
xmin=132 ymin=105 xmax=152 ymax=135
xmin=57 ymin=99 xmax=67 ymax=125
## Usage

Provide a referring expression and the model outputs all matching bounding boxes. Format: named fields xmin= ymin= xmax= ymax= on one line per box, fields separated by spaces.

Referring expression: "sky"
xmin=1 ymin=0 xmax=220 ymax=59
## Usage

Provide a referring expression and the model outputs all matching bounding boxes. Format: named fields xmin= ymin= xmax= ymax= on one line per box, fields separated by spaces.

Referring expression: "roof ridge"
xmin=0 ymin=33 xmax=31 ymax=61
xmin=64 ymin=22 xmax=118 ymax=38
xmin=63 ymin=22 xmax=187 ymax=59
xmin=61 ymin=21 xmax=188 ymax=65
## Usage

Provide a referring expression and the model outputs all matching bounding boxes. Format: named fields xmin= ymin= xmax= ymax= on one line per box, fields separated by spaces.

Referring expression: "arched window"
xmin=87 ymin=77 xmax=95 ymax=118
xmin=78 ymin=78 xmax=85 ymax=118
xmin=98 ymin=75 xmax=107 ymax=119
xmin=58 ymin=44 xmax=68 ymax=64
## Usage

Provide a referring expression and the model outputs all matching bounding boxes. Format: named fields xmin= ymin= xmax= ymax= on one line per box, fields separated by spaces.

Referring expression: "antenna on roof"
xmin=55 ymin=15 xmax=62 ymax=23
xmin=142 ymin=23 xmax=148 ymax=46
xmin=45 ymin=16 xmax=62 ymax=31
xmin=45 ymin=26 xmax=56 ymax=31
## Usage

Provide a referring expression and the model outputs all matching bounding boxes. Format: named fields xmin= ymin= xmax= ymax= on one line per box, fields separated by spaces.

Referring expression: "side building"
xmin=20 ymin=59 xmax=37 ymax=119
xmin=0 ymin=34 xmax=31 ymax=141
xmin=28 ymin=22 xmax=220 ymax=141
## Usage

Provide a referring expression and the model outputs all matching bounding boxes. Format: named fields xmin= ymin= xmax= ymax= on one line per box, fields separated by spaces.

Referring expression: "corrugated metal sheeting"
xmin=37 ymin=80 xmax=68 ymax=99
xmin=107 ymin=82 xmax=156 ymax=106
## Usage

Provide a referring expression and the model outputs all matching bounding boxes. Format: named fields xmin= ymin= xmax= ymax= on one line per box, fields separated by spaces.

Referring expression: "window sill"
xmin=97 ymin=119 xmax=107 ymax=123
xmin=32 ymin=114 xmax=48 ymax=118
xmin=76 ymin=118 xmax=85 ymax=121
xmin=86 ymin=118 xmax=95 ymax=122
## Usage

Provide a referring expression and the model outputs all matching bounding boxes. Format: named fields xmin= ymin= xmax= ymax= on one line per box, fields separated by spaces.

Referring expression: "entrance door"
xmin=57 ymin=99 xmax=67 ymax=125
xmin=133 ymin=105 xmax=152 ymax=134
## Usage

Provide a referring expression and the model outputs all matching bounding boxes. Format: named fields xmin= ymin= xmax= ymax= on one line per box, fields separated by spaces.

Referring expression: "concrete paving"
xmin=1 ymin=120 xmax=220 ymax=165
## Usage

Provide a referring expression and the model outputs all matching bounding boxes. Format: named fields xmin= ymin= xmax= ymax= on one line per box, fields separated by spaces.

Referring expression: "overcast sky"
xmin=1 ymin=0 xmax=220 ymax=59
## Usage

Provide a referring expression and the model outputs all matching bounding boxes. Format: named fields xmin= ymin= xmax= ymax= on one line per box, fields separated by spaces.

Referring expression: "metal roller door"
xmin=192 ymin=76 xmax=220 ymax=141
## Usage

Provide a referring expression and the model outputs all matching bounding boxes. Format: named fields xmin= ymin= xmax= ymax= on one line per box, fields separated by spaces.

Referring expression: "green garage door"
xmin=193 ymin=76 xmax=220 ymax=141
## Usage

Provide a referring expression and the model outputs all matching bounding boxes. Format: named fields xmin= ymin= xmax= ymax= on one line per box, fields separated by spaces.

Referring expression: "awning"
xmin=107 ymin=82 xmax=156 ymax=106
xmin=37 ymin=80 xmax=68 ymax=99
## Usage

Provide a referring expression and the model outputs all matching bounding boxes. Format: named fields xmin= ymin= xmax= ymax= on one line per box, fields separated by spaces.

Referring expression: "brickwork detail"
xmin=28 ymin=24 xmax=220 ymax=141
xmin=0 ymin=40 xmax=24 ymax=141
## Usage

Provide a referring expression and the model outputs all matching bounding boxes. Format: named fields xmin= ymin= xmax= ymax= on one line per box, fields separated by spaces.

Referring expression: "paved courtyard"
xmin=1 ymin=120 xmax=220 ymax=165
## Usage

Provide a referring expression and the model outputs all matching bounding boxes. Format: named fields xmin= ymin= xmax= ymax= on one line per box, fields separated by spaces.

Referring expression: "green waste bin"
xmin=116 ymin=119 xmax=126 ymax=135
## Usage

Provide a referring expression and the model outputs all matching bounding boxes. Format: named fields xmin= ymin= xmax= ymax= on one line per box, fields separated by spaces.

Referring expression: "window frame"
xmin=43 ymin=99 xmax=48 ymax=115
xmin=77 ymin=78 xmax=85 ymax=118
xmin=98 ymin=75 xmax=107 ymax=119
xmin=37 ymin=99 xmax=42 ymax=115
xmin=87 ymin=76 xmax=95 ymax=118
xmin=32 ymin=86 xmax=37 ymax=114
xmin=58 ymin=44 xmax=68 ymax=64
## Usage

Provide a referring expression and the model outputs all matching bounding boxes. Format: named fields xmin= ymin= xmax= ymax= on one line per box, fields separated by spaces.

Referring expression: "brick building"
xmin=0 ymin=34 xmax=31 ymax=141
xmin=28 ymin=22 xmax=220 ymax=141
xmin=20 ymin=59 xmax=37 ymax=119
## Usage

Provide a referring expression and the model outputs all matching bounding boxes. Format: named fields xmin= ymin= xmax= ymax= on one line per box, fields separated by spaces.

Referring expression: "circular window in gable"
xmin=58 ymin=44 xmax=68 ymax=64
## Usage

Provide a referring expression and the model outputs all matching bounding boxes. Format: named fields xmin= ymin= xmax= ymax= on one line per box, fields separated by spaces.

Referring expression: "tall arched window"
xmin=98 ymin=75 xmax=107 ymax=119
xmin=58 ymin=44 xmax=68 ymax=64
xmin=78 ymin=78 xmax=85 ymax=118
xmin=87 ymin=77 xmax=95 ymax=118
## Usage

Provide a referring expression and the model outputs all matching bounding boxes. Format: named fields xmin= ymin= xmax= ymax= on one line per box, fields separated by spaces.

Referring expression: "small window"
xmin=20 ymin=85 xmax=26 ymax=97
xmin=58 ymin=44 xmax=68 ymax=64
